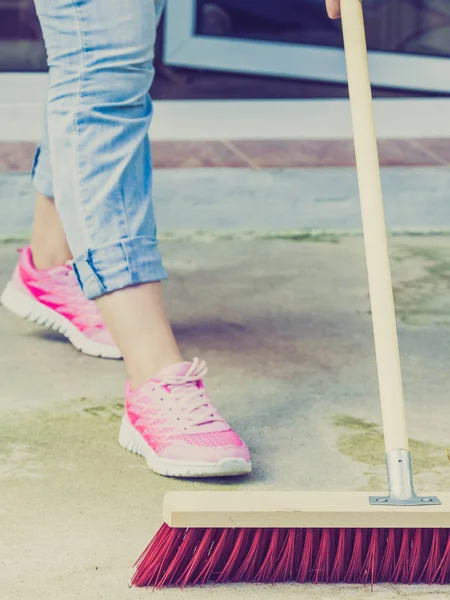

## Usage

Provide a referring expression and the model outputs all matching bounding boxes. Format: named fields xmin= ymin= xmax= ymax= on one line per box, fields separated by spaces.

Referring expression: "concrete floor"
xmin=1 ymin=234 xmax=450 ymax=599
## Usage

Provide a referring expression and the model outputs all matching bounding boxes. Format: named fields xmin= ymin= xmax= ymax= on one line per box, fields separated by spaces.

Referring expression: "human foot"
xmin=1 ymin=246 xmax=121 ymax=359
xmin=119 ymin=358 xmax=251 ymax=477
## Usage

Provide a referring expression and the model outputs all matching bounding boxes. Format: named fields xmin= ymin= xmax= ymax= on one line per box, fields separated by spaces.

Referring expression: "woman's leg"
xmin=34 ymin=0 xmax=251 ymax=476
xmin=96 ymin=284 xmax=182 ymax=387
xmin=30 ymin=114 xmax=72 ymax=269
xmin=34 ymin=0 xmax=180 ymax=381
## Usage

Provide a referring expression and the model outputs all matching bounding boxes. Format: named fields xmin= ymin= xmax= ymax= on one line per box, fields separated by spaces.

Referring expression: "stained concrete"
xmin=1 ymin=234 xmax=450 ymax=599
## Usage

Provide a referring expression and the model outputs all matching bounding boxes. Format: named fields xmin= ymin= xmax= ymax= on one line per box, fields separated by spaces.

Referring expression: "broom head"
xmin=132 ymin=491 xmax=450 ymax=588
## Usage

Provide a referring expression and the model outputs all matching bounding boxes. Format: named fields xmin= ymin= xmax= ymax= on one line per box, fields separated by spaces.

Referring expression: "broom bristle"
xmin=132 ymin=525 xmax=450 ymax=588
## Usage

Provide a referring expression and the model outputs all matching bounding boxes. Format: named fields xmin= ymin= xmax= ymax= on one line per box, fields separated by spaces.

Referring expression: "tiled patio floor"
xmin=2 ymin=138 xmax=450 ymax=172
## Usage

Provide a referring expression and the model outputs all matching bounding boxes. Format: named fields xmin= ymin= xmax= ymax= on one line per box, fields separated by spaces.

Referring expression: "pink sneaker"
xmin=1 ymin=246 xmax=121 ymax=359
xmin=119 ymin=359 xmax=251 ymax=477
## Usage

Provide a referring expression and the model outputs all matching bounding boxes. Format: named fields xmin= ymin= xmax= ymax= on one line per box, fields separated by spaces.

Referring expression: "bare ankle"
xmin=30 ymin=193 xmax=73 ymax=270
xmin=95 ymin=282 xmax=184 ymax=388
xmin=30 ymin=244 xmax=72 ymax=270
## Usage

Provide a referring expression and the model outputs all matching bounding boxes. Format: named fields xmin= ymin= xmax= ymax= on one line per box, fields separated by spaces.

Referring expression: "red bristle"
xmin=216 ymin=528 xmax=253 ymax=583
xmin=330 ymin=528 xmax=351 ymax=582
xmin=420 ymin=529 xmax=444 ymax=583
xmin=408 ymin=528 xmax=424 ymax=583
xmin=157 ymin=528 xmax=205 ymax=588
xmin=132 ymin=523 xmax=170 ymax=574
xmin=132 ymin=524 xmax=183 ymax=587
xmin=154 ymin=528 xmax=186 ymax=584
xmin=213 ymin=529 xmax=240 ymax=578
xmin=254 ymin=529 xmax=286 ymax=583
xmin=270 ymin=529 xmax=299 ymax=582
xmin=169 ymin=529 xmax=207 ymax=588
xmin=344 ymin=529 xmax=366 ymax=583
xmin=291 ymin=528 xmax=306 ymax=576
xmin=135 ymin=523 xmax=176 ymax=574
xmin=392 ymin=529 xmax=411 ymax=583
xmin=296 ymin=529 xmax=315 ymax=583
xmin=313 ymin=529 xmax=334 ymax=583
xmin=419 ymin=529 xmax=435 ymax=583
xmin=373 ymin=528 xmax=388 ymax=580
xmin=233 ymin=528 xmax=271 ymax=582
xmin=192 ymin=527 xmax=232 ymax=585
xmin=177 ymin=528 xmax=217 ymax=588
xmin=133 ymin=534 xmax=158 ymax=570
xmin=360 ymin=528 xmax=380 ymax=586
xmin=377 ymin=528 xmax=398 ymax=581
xmin=431 ymin=531 xmax=450 ymax=584
xmin=132 ymin=526 xmax=450 ymax=587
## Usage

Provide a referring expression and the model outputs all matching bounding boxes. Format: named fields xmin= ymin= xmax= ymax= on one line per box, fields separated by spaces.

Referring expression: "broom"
xmin=132 ymin=0 xmax=450 ymax=588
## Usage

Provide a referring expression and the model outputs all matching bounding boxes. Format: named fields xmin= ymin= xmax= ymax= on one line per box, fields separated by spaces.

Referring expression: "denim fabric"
xmin=31 ymin=111 xmax=53 ymax=199
xmin=32 ymin=0 xmax=168 ymax=299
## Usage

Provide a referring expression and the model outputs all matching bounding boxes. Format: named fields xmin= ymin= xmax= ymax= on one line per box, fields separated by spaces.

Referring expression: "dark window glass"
xmin=2 ymin=0 xmax=449 ymax=86
xmin=196 ymin=0 xmax=450 ymax=59
xmin=0 ymin=0 xmax=47 ymax=71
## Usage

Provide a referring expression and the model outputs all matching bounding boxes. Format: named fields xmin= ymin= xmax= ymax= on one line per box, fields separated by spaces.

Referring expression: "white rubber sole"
xmin=1 ymin=282 xmax=122 ymax=359
xmin=118 ymin=415 xmax=252 ymax=478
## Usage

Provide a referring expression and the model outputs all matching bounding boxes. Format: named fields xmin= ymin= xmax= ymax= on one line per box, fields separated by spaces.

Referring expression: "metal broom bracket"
xmin=369 ymin=449 xmax=441 ymax=506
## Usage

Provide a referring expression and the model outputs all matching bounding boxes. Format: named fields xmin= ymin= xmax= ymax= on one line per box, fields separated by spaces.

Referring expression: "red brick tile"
xmin=229 ymin=139 xmax=441 ymax=168
xmin=229 ymin=139 xmax=356 ymax=168
xmin=411 ymin=139 xmax=450 ymax=165
xmin=0 ymin=139 xmax=444 ymax=173
xmin=377 ymin=139 xmax=441 ymax=166
xmin=152 ymin=141 xmax=251 ymax=168
xmin=0 ymin=143 xmax=36 ymax=172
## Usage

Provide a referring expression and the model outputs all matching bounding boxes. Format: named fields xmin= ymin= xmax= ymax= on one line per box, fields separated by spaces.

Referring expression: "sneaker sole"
xmin=118 ymin=415 xmax=252 ymax=478
xmin=1 ymin=282 xmax=122 ymax=360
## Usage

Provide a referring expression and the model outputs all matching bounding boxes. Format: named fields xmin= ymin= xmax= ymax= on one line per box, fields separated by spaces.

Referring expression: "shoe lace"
xmin=137 ymin=358 xmax=227 ymax=435
xmin=51 ymin=264 xmax=105 ymax=329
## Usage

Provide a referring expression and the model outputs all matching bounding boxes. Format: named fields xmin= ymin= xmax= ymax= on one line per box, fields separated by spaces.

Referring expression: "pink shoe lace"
xmin=158 ymin=359 xmax=227 ymax=432
xmin=129 ymin=359 xmax=233 ymax=451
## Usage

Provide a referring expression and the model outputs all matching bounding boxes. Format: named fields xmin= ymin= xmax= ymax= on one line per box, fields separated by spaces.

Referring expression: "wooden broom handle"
xmin=340 ymin=0 xmax=409 ymax=453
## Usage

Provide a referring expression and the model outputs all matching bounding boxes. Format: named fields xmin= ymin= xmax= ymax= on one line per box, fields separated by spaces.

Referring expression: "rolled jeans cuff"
xmin=72 ymin=235 xmax=168 ymax=300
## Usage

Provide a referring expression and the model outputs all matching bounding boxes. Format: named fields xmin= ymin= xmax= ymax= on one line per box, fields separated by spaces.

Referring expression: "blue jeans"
xmin=32 ymin=0 xmax=168 ymax=299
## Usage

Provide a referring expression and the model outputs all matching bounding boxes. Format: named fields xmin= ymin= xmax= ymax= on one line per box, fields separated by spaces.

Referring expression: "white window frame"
xmin=164 ymin=0 xmax=450 ymax=93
